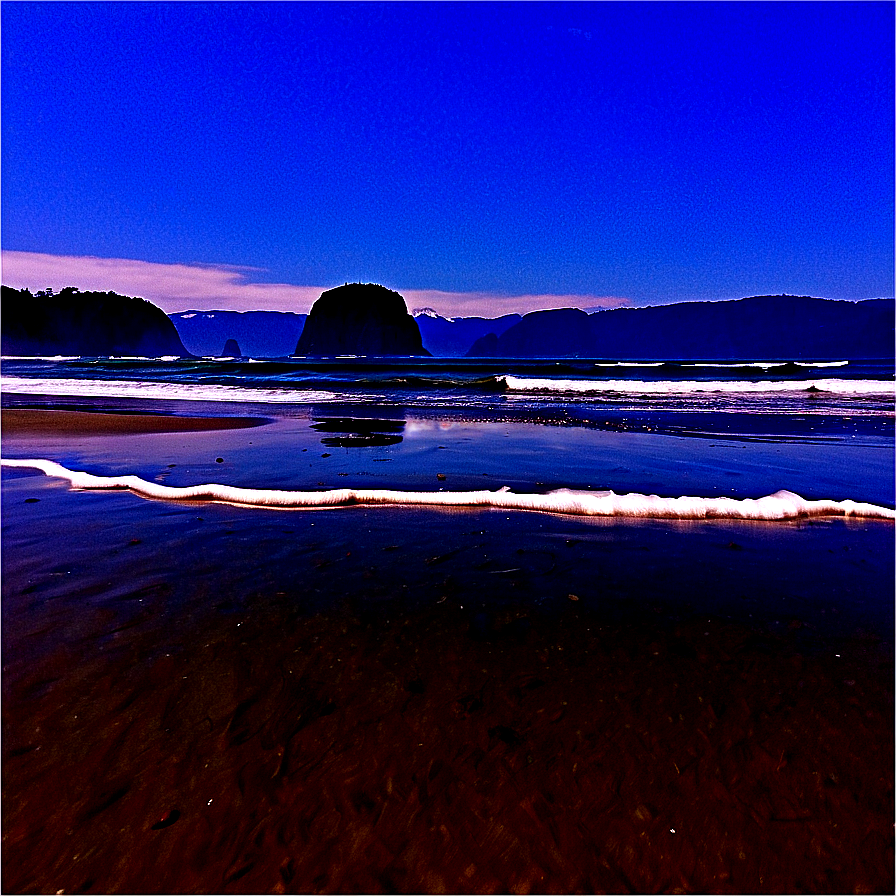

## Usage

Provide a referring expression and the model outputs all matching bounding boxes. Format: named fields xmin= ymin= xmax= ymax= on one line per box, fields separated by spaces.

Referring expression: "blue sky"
xmin=2 ymin=2 xmax=893 ymax=317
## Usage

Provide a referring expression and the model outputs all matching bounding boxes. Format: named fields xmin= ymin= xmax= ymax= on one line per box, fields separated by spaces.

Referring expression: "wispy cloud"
xmin=1 ymin=252 xmax=327 ymax=314
xmin=1 ymin=252 xmax=633 ymax=318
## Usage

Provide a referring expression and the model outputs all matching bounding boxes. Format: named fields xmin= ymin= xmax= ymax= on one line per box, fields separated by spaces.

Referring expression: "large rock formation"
xmin=294 ymin=283 xmax=429 ymax=357
xmin=467 ymin=296 xmax=895 ymax=360
xmin=1 ymin=285 xmax=190 ymax=357
xmin=220 ymin=338 xmax=243 ymax=358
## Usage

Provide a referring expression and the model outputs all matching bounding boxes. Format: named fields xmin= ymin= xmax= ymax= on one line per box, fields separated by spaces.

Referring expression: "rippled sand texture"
xmin=3 ymin=583 xmax=893 ymax=894
xmin=2 ymin=481 xmax=893 ymax=893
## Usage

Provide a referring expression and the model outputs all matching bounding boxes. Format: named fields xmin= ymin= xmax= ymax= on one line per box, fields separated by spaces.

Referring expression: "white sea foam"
xmin=795 ymin=361 xmax=850 ymax=368
xmin=500 ymin=375 xmax=894 ymax=396
xmin=0 ymin=376 xmax=337 ymax=404
xmin=3 ymin=458 xmax=892 ymax=521
xmin=594 ymin=362 xmax=666 ymax=368
xmin=684 ymin=362 xmax=789 ymax=369
xmin=681 ymin=361 xmax=847 ymax=369
xmin=1 ymin=356 xmax=82 ymax=362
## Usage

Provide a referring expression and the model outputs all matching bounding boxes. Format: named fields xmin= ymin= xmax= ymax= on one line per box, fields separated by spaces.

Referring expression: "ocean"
xmin=2 ymin=355 xmax=893 ymax=510
xmin=2 ymin=354 xmax=894 ymax=893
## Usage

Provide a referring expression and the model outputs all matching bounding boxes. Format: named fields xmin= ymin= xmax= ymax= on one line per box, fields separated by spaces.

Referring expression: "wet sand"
xmin=2 ymin=408 xmax=269 ymax=436
xmin=2 ymin=408 xmax=893 ymax=894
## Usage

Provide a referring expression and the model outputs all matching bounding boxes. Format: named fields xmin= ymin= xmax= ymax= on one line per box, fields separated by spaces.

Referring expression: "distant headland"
xmin=464 ymin=295 xmax=894 ymax=361
xmin=1 ymin=285 xmax=189 ymax=357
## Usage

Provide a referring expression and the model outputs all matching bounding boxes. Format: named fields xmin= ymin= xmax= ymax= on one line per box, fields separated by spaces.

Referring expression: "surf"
xmin=498 ymin=375 xmax=895 ymax=396
xmin=4 ymin=458 xmax=893 ymax=521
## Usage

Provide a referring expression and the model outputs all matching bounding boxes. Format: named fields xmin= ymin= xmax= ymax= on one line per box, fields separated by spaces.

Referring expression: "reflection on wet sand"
xmin=311 ymin=416 xmax=405 ymax=448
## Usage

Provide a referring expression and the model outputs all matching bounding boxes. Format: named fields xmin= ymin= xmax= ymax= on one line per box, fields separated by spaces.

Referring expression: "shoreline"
xmin=5 ymin=456 xmax=895 ymax=520
xmin=3 ymin=381 xmax=894 ymax=447
xmin=2 ymin=401 xmax=893 ymax=510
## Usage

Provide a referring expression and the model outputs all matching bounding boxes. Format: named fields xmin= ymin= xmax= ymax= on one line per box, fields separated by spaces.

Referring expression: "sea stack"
xmin=294 ymin=283 xmax=430 ymax=357
xmin=221 ymin=338 xmax=243 ymax=357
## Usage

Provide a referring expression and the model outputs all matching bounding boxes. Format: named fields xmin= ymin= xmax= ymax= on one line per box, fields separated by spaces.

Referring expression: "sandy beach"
xmin=4 ymin=0 xmax=894 ymax=890
xmin=2 ymin=406 xmax=893 ymax=893
xmin=1 ymin=408 xmax=269 ymax=436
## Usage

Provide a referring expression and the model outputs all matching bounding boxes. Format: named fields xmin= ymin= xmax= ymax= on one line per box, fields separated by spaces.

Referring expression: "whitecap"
xmin=0 ymin=376 xmax=337 ymax=405
xmin=683 ymin=362 xmax=788 ymax=369
xmin=499 ymin=375 xmax=894 ymax=396
xmin=594 ymin=362 xmax=666 ymax=368
xmin=795 ymin=360 xmax=849 ymax=368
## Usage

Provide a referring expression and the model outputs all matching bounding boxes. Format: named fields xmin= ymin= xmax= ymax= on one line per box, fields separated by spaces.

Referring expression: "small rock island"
xmin=220 ymin=338 xmax=243 ymax=358
xmin=294 ymin=283 xmax=430 ymax=357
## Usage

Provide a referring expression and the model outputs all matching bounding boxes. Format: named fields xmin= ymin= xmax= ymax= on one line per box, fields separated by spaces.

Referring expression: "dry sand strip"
xmin=1 ymin=408 xmax=269 ymax=436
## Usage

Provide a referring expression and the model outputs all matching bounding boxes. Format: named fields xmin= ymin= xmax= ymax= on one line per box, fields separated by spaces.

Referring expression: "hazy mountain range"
xmin=168 ymin=307 xmax=522 ymax=357
xmin=169 ymin=310 xmax=307 ymax=358
xmin=466 ymin=296 xmax=894 ymax=360
xmin=2 ymin=285 xmax=890 ymax=360
xmin=170 ymin=297 xmax=894 ymax=360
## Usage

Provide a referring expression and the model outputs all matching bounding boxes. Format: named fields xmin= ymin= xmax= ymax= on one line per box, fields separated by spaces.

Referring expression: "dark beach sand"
xmin=2 ymin=408 xmax=269 ymax=436
xmin=2 ymin=409 xmax=893 ymax=894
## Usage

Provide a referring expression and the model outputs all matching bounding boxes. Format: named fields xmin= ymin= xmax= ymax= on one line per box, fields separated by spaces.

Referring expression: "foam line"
xmin=500 ymin=375 xmax=894 ymax=395
xmin=3 ymin=458 xmax=893 ymax=521
xmin=0 ymin=376 xmax=336 ymax=404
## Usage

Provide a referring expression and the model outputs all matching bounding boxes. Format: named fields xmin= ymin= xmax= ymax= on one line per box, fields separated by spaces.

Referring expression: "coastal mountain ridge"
xmin=170 ymin=310 xmax=307 ymax=358
xmin=2 ymin=284 xmax=891 ymax=360
xmin=169 ymin=307 xmax=519 ymax=357
xmin=169 ymin=294 xmax=891 ymax=360
xmin=467 ymin=295 xmax=894 ymax=360
xmin=412 ymin=310 xmax=522 ymax=357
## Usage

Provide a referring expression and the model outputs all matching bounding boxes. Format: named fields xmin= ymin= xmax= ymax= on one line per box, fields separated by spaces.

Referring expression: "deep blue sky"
xmin=2 ymin=2 xmax=893 ymax=315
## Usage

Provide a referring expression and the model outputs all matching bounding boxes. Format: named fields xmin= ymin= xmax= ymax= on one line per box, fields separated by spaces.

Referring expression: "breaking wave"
xmin=3 ymin=458 xmax=893 ymax=521
xmin=499 ymin=376 xmax=894 ymax=396
xmin=0 ymin=376 xmax=338 ymax=404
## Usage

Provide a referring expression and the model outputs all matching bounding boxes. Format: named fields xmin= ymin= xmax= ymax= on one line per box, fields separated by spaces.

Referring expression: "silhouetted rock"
xmin=467 ymin=296 xmax=895 ymax=359
xmin=221 ymin=338 xmax=243 ymax=357
xmin=294 ymin=283 xmax=429 ymax=356
xmin=1 ymin=285 xmax=190 ymax=357
xmin=170 ymin=310 xmax=306 ymax=357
